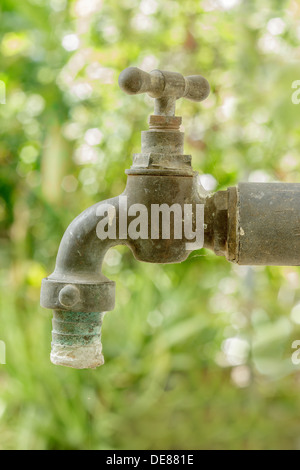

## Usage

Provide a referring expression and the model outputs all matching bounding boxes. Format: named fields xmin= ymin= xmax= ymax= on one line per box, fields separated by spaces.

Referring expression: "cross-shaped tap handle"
xmin=118 ymin=67 xmax=210 ymax=116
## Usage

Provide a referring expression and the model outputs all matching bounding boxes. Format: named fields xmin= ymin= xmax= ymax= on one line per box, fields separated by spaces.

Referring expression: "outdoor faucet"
xmin=40 ymin=66 xmax=300 ymax=370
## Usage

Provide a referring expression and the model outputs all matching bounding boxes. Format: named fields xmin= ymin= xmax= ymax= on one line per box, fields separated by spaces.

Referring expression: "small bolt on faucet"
xmin=41 ymin=66 xmax=300 ymax=369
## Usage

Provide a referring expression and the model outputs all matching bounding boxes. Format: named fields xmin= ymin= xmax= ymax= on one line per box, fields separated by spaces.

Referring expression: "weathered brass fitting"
xmin=41 ymin=66 xmax=300 ymax=370
xmin=41 ymin=66 xmax=210 ymax=369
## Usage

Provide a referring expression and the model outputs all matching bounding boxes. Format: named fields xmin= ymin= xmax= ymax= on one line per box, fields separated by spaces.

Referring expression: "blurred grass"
xmin=1 ymin=0 xmax=300 ymax=450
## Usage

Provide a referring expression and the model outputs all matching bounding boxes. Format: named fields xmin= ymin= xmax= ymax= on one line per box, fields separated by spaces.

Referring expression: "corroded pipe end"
xmin=51 ymin=311 xmax=105 ymax=369
xmin=51 ymin=342 xmax=104 ymax=369
xmin=203 ymin=187 xmax=238 ymax=262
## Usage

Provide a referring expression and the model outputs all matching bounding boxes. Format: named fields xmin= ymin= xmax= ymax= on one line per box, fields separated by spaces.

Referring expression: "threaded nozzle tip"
xmin=51 ymin=311 xmax=105 ymax=369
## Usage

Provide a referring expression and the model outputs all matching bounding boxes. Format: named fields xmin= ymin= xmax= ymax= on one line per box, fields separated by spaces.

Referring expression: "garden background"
xmin=0 ymin=0 xmax=300 ymax=450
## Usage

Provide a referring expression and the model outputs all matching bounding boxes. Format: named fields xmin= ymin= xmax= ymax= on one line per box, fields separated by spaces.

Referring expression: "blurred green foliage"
xmin=1 ymin=0 xmax=300 ymax=450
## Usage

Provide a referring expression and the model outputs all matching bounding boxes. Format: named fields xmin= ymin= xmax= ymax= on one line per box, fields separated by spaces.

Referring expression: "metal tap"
xmin=40 ymin=66 xmax=300 ymax=370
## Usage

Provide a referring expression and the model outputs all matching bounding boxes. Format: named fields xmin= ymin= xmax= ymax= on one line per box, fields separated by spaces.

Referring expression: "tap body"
xmin=40 ymin=110 xmax=206 ymax=369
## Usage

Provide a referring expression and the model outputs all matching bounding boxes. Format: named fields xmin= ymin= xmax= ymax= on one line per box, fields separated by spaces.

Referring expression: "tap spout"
xmin=40 ymin=196 xmax=124 ymax=369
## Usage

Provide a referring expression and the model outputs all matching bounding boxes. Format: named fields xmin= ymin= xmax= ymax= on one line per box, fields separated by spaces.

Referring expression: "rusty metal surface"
xmin=227 ymin=186 xmax=238 ymax=263
xmin=203 ymin=191 xmax=228 ymax=256
xmin=203 ymin=188 xmax=238 ymax=259
xmin=204 ymin=183 xmax=300 ymax=266
xmin=236 ymin=182 xmax=300 ymax=266
xmin=125 ymin=174 xmax=204 ymax=264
